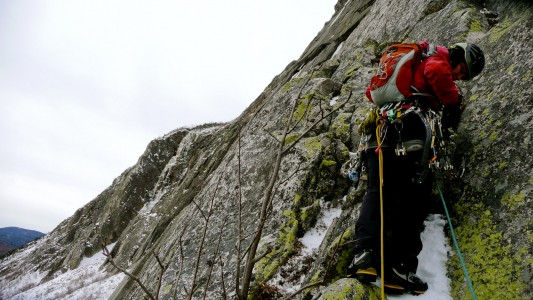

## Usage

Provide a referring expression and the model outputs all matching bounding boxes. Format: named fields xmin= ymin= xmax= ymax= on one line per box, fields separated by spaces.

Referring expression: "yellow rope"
xmin=376 ymin=117 xmax=386 ymax=300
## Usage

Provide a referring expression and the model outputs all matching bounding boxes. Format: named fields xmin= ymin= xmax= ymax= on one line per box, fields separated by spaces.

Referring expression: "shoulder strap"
xmin=422 ymin=43 xmax=438 ymax=58
xmin=411 ymin=85 xmax=437 ymax=99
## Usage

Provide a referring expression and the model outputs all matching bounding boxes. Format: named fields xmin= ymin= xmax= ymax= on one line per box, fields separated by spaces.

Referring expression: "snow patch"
xmin=384 ymin=214 xmax=453 ymax=300
xmin=269 ymin=201 xmax=342 ymax=294
xmin=330 ymin=96 xmax=340 ymax=106
xmin=4 ymin=242 xmax=124 ymax=300
xmin=332 ymin=42 xmax=344 ymax=58
xmin=300 ymin=204 xmax=342 ymax=256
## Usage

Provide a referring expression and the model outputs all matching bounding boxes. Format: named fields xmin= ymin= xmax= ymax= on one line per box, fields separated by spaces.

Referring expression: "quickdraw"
xmin=340 ymin=133 xmax=369 ymax=185
xmin=376 ymin=101 xmax=453 ymax=183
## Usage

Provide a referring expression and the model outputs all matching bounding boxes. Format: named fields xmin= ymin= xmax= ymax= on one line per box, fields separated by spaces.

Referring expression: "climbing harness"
xmin=374 ymin=101 xmax=453 ymax=183
xmin=437 ymin=184 xmax=478 ymax=300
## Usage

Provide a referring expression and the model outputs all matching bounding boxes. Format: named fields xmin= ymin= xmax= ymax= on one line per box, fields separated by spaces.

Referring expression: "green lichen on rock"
xmin=284 ymin=133 xmax=300 ymax=146
xmin=162 ymin=284 xmax=173 ymax=294
xmin=523 ymin=70 xmax=532 ymax=83
xmin=332 ymin=113 xmax=353 ymax=144
xmin=469 ymin=15 xmax=483 ymax=32
xmin=450 ymin=201 xmax=527 ymax=299
xmin=293 ymin=97 xmax=311 ymax=122
xmin=505 ymin=63 xmax=516 ymax=74
xmin=321 ymin=159 xmax=337 ymax=169
xmin=489 ymin=18 xmax=521 ymax=44
xmin=254 ymin=210 xmax=299 ymax=284
xmin=326 ymin=229 xmax=353 ymax=278
xmin=318 ymin=278 xmax=380 ymax=300
xmin=304 ymin=136 xmax=324 ymax=158
xmin=501 ymin=192 xmax=526 ymax=210
xmin=300 ymin=200 xmax=321 ymax=232
xmin=281 ymin=76 xmax=307 ymax=93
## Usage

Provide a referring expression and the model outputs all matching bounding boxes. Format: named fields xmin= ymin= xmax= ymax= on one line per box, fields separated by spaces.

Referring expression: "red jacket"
xmin=366 ymin=41 xmax=460 ymax=110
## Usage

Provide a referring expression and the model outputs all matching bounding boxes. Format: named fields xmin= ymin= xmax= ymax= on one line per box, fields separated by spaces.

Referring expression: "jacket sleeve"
xmin=365 ymin=85 xmax=374 ymax=103
xmin=424 ymin=57 xmax=460 ymax=106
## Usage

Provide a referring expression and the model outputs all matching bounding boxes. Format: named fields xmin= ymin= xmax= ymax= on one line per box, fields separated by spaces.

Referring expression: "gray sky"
xmin=0 ymin=0 xmax=336 ymax=233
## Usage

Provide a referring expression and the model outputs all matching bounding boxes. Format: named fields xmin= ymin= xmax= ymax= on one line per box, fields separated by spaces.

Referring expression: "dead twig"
xmin=283 ymin=227 xmax=348 ymax=300
xmin=102 ymin=244 xmax=157 ymax=300
xmin=203 ymin=216 xmax=228 ymax=300
xmin=282 ymin=91 xmax=353 ymax=154
xmin=188 ymin=174 xmax=223 ymax=300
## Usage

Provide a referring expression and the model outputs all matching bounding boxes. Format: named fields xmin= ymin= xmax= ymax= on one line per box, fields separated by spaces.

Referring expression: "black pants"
xmin=354 ymin=146 xmax=432 ymax=273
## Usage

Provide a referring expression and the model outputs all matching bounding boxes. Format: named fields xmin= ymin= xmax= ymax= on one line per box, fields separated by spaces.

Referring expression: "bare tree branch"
xmin=252 ymin=246 xmax=273 ymax=264
xmin=188 ymin=174 xmax=223 ymax=300
xmin=239 ymin=71 xmax=315 ymax=298
xmin=172 ymin=226 xmax=188 ymax=300
xmin=235 ymin=126 xmax=244 ymax=298
xmin=219 ymin=256 xmax=228 ymax=300
xmin=265 ymin=128 xmax=282 ymax=143
xmin=151 ymin=249 xmax=169 ymax=299
xmin=191 ymin=198 xmax=208 ymax=222
xmin=288 ymin=95 xmax=314 ymax=134
xmin=282 ymin=91 xmax=353 ymax=155
xmin=283 ymin=281 xmax=324 ymax=300
xmin=203 ymin=217 xmax=228 ymax=300
xmin=102 ymin=244 xmax=157 ymax=300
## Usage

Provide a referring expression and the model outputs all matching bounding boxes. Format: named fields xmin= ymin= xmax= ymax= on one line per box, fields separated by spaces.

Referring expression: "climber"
xmin=346 ymin=41 xmax=485 ymax=294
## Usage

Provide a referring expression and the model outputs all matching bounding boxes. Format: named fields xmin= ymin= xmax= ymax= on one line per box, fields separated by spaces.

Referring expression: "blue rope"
xmin=437 ymin=184 xmax=477 ymax=300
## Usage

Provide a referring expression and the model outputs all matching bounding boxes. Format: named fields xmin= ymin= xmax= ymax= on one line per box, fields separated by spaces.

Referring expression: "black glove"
xmin=441 ymin=95 xmax=463 ymax=130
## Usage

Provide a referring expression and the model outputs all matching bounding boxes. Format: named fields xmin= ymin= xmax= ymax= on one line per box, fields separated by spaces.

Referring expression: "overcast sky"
xmin=0 ymin=0 xmax=337 ymax=233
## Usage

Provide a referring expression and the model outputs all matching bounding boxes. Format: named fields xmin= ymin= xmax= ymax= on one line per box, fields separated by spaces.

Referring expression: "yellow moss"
xmin=304 ymin=136 xmax=323 ymax=158
xmin=486 ymin=91 xmax=494 ymax=102
xmin=469 ymin=95 xmax=479 ymax=102
xmin=254 ymin=210 xmax=299 ymax=284
xmin=293 ymin=98 xmax=310 ymax=121
xmin=284 ymin=133 xmax=299 ymax=146
xmin=310 ymin=270 xmax=322 ymax=284
xmin=327 ymin=229 xmax=351 ymax=253
xmin=321 ymin=279 xmax=380 ymax=300
xmin=489 ymin=20 xmax=515 ymax=44
xmin=524 ymin=70 xmax=532 ymax=83
xmin=489 ymin=132 xmax=498 ymax=141
xmin=501 ymin=192 xmax=525 ymax=210
xmin=451 ymin=202 xmax=526 ymax=299
xmin=281 ymin=82 xmax=291 ymax=93
xmin=162 ymin=284 xmax=173 ymax=294
xmin=321 ymin=160 xmax=337 ymax=167
xmin=470 ymin=17 xmax=483 ymax=32
xmin=505 ymin=64 xmax=516 ymax=74
xmin=293 ymin=194 xmax=302 ymax=205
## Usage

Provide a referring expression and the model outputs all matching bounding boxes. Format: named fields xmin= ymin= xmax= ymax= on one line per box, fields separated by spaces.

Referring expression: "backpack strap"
xmin=422 ymin=43 xmax=438 ymax=58
xmin=411 ymin=44 xmax=438 ymax=99
xmin=410 ymin=85 xmax=436 ymax=99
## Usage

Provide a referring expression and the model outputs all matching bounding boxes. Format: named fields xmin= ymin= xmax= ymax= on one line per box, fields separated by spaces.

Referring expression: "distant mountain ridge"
xmin=0 ymin=227 xmax=44 ymax=255
xmin=0 ymin=1 xmax=531 ymax=299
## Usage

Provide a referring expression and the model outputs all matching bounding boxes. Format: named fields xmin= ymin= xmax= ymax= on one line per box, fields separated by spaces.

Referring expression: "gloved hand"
xmin=442 ymin=95 xmax=463 ymax=130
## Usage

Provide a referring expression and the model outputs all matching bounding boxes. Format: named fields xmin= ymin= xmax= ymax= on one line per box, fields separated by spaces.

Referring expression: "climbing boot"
xmin=346 ymin=249 xmax=377 ymax=283
xmin=383 ymin=267 xmax=428 ymax=295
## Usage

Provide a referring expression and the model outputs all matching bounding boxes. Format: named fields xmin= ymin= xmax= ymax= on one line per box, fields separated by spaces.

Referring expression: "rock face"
xmin=1 ymin=0 xmax=531 ymax=299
